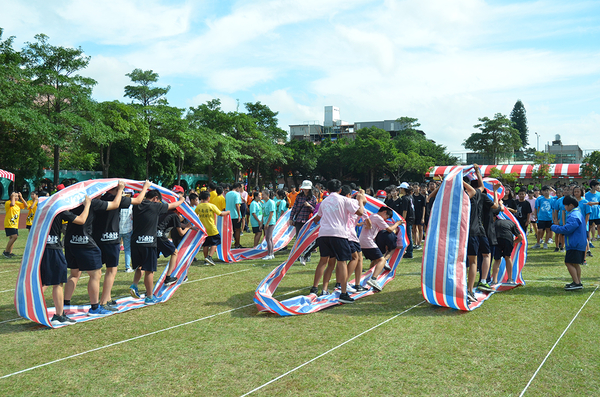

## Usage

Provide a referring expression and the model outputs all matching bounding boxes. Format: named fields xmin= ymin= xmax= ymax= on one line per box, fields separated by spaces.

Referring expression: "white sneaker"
xmin=299 ymin=255 xmax=306 ymax=266
xmin=125 ymin=268 xmax=134 ymax=273
xmin=366 ymin=278 xmax=382 ymax=291
xmin=543 ymin=243 xmax=548 ymax=249
xmin=346 ymin=283 xmax=357 ymax=293
xmin=548 ymin=238 xmax=554 ymax=244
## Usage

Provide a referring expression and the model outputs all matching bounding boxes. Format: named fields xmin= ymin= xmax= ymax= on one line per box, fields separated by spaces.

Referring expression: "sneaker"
xmin=587 ymin=251 xmax=593 ymax=257
xmin=299 ymin=255 xmax=306 ymax=266
xmin=61 ymin=314 xmax=77 ymax=325
xmin=565 ymin=283 xmax=583 ymax=291
xmin=50 ymin=314 xmax=64 ymax=326
xmin=334 ymin=283 xmax=341 ymax=290
xmin=573 ymin=283 xmax=583 ymax=290
xmin=366 ymin=278 xmax=382 ymax=291
xmin=560 ymin=248 xmax=565 ymax=252
xmin=346 ymin=283 xmax=357 ymax=293
xmin=354 ymin=285 xmax=368 ymax=292
xmin=182 ymin=276 xmax=188 ymax=283
xmin=125 ymin=267 xmax=134 ymax=273
xmin=589 ymin=242 xmax=595 ymax=248
xmin=384 ymin=262 xmax=391 ymax=271
xmin=338 ymin=292 xmax=355 ymax=304
xmin=100 ymin=304 xmax=119 ymax=312
xmin=415 ymin=245 xmax=422 ymax=251
xmin=88 ymin=306 xmax=113 ymax=316
xmin=477 ymin=281 xmax=493 ymax=292
xmin=554 ymin=247 xmax=559 ymax=252
xmin=548 ymin=238 xmax=554 ymax=244
xmin=2 ymin=251 xmax=10 ymax=259
xmin=108 ymin=300 xmax=118 ymax=306
xmin=309 ymin=286 xmax=318 ymax=295
xmin=490 ymin=281 xmax=500 ymax=288
xmin=305 ymin=253 xmax=312 ymax=263
xmin=467 ymin=291 xmax=477 ymax=303
xmin=505 ymin=280 xmax=517 ymax=286
xmin=532 ymin=243 xmax=540 ymax=249
xmin=144 ymin=295 xmax=158 ymax=305
xmin=205 ymin=256 xmax=216 ymax=266
xmin=543 ymin=243 xmax=548 ymax=249
xmin=318 ymin=290 xmax=329 ymax=296
xmin=403 ymin=254 xmax=413 ymax=259
xmin=129 ymin=284 xmax=140 ymax=299
xmin=164 ymin=276 xmax=178 ymax=286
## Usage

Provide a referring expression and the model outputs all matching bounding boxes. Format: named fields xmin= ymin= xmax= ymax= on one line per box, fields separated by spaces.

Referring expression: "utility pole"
xmin=535 ymin=132 xmax=540 ymax=151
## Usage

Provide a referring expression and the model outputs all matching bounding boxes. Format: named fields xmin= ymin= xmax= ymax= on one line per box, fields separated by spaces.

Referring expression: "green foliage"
xmin=531 ymin=151 xmax=555 ymax=182
xmin=510 ymin=100 xmax=528 ymax=148
xmin=124 ymin=68 xmax=170 ymax=107
xmin=581 ymin=151 xmax=600 ymax=180
xmin=348 ymin=127 xmax=398 ymax=188
xmin=489 ymin=167 xmax=518 ymax=185
xmin=464 ymin=113 xmax=522 ymax=165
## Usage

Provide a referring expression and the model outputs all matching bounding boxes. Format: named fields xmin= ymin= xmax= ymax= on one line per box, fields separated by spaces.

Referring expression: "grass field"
xmin=0 ymin=229 xmax=598 ymax=396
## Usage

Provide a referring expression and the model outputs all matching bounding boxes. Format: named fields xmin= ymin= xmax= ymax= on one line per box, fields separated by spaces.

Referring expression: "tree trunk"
xmin=53 ymin=144 xmax=60 ymax=187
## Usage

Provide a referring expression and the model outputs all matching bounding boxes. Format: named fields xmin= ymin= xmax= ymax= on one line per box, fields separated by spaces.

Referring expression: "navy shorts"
xmin=318 ymin=236 xmax=351 ymax=262
xmin=589 ymin=219 xmax=600 ymax=226
xmin=240 ymin=202 xmax=248 ymax=217
xmin=362 ymin=247 xmax=383 ymax=261
xmin=5 ymin=228 xmax=18 ymax=237
xmin=565 ymin=249 xmax=585 ymax=265
xmin=375 ymin=230 xmax=397 ymax=253
xmin=65 ymin=245 xmax=103 ymax=271
xmin=537 ymin=220 xmax=553 ymax=230
xmin=349 ymin=240 xmax=361 ymax=253
xmin=26 ymin=225 xmax=31 ymax=230
xmin=252 ymin=226 xmax=261 ymax=234
xmin=467 ymin=235 xmax=490 ymax=257
xmin=202 ymin=234 xmax=221 ymax=247
xmin=99 ymin=243 xmax=120 ymax=268
xmin=493 ymin=238 xmax=514 ymax=260
xmin=231 ymin=217 xmax=242 ymax=230
xmin=41 ymin=248 xmax=68 ymax=286
xmin=132 ymin=245 xmax=158 ymax=272
xmin=157 ymin=238 xmax=177 ymax=258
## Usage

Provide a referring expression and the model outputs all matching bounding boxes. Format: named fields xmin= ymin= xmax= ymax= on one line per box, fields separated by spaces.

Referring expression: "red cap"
xmin=172 ymin=185 xmax=184 ymax=193
xmin=56 ymin=184 xmax=65 ymax=191
xmin=376 ymin=190 xmax=386 ymax=197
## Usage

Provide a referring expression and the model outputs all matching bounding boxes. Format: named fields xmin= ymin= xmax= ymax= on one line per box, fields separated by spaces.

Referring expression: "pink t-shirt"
xmin=359 ymin=213 xmax=389 ymax=249
xmin=317 ymin=193 xmax=360 ymax=238
xmin=526 ymin=197 xmax=537 ymax=221
xmin=347 ymin=213 xmax=366 ymax=243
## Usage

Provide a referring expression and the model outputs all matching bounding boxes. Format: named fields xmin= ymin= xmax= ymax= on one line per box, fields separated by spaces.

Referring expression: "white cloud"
xmin=86 ymin=55 xmax=136 ymax=101
xmin=208 ymin=67 xmax=275 ymax=93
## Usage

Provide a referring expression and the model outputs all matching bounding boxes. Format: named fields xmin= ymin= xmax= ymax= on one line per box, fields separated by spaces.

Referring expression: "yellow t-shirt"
xmin=195 ymin=202 xmax=221 ymax=236
xmin=4 ymin=200 xmax=26 ymax=229
xmin=26 ymin=200 xmax=38 ymax=226
xmin=210 ymin=195 xmax=226 ymax=211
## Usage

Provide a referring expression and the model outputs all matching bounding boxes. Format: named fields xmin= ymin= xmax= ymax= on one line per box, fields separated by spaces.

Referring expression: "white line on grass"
xmin=0 ymin=287 xmax=304 ymax=379
xmin=183 ymin=268 xmax=251 ymax=284
xmin=0 ymin=270 xmax=14 ymax=274
xmin=240 ymin=300 xmax=427 ymax=397
xmin=0 ymin=317 xmax=21 ymax=325
xmin=519 ymin=285 xmax=598 ymax=397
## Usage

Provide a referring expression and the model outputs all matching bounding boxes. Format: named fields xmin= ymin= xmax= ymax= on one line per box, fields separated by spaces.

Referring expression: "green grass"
xmin=0 ymin=230 xmax=598 ymax=396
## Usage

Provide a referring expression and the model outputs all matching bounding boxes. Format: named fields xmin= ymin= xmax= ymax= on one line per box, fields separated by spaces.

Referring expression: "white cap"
xmin=399 ymin=182 xmax=410 ymax=189
xmin=300 ymin=180 xmax=313 ymax=190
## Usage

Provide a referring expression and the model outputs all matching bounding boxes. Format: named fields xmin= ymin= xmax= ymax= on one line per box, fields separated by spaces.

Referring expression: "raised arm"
xmin=168 ymin=195 xmax=186 ymax=211
xmin=131 ymin=180 xmax=151 ymax=205
xmin=105 ymin=181 xmax=125 ymax=211
xmin=72 ymin=196 xmax=92 ymax=225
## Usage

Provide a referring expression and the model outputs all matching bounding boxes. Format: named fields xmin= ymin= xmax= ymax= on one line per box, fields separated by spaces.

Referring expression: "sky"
xmin=1 ymin=0 xmax=600 ymax=157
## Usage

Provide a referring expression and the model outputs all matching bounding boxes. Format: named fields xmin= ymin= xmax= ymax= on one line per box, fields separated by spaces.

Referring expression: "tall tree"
xmin=124 ymin=68 xmax=170 ymax=179
xmin=581 ymin=151 xmax=600 ymax=180
xmin=531 ymin=151 xmax=555 ymax=183
xmin=347 ymin=127 xmax=398 ymax=189
xmin=510 ymin=100 xmax=528 ymax=148
xmin=463 ymin=113 xmax=522 ymax=165
xmin=22 ymin=33 xmax=96 ymax=186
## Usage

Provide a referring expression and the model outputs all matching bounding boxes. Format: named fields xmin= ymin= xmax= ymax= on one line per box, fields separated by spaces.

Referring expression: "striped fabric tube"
xmin=421 ymin=168 xmax=526 ymax=311
xmin=214 ymin=210 xmax=296 ymax=262
xmin=14 ymin=179 xmax=205 ymax=328
xmin=254 ymin=194 xmax=408 ymax=316
xmin=0 ymin=169 xmax=15 ymax=181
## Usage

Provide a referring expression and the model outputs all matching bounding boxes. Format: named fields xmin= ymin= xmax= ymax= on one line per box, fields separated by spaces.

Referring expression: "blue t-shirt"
xmin=584 ymin=191 xmax=600 ymax=219
xmin=225 ymin=191 xmax=242 ymax=219
xmin=249 ymin=201 xmax=262 ymax=227
xmin=578 ymin=198 xmax=591 ymax=231
xmin=263 ymin=199 xmax=277 ymax=226
xmin=535 ymin=196 xmax=554 ymax=221
xmin=552 ymin=197 xmax=565 ymax=225
xmin=277 ymin=199 xmax=287 ymax=219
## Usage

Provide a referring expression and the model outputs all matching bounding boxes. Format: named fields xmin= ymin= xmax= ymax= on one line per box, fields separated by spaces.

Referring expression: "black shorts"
xmin=537 ymin=220 xmax=553 ymax=230
xmin=467 ymin=235 xmax=490 ymax=257
xmin=589 ymin=219 xmax=600 ymax=226
xmin=362 ymin=247 xmax=383 ymax=261
xmin=252 ymin=226 xmax=261 ymax=234
xmin=65 ymin=245 xmax=103 ymax=271
xmin=318 ymin=236 xmax=351 ymax=262
xmin=565 ymin=249 xmax=585 ymax=265
xmin=375 ymin=230 xmax=397 ymax=253
xmin=240 ymin=202 xmax=248 ymax=217
xmin=349 ymin=240 xmax=361 ymax=253
xmin=231 ymin=217 xmax=242 ymax=230
xmin=157 ymin=238 xmax=177 ymax=257
xmin=131 ymin=245 xmax=158 ymax=272
xmin=41 ymin=248 xmax=68 ymax=286
xmin=493 ymin=238 xmax=514 ymax=260
xmin=26 ymin=225 xmax=31 ymax=230
xmin=202 ymin=234 xmax=221 ymax=247
xmin=5 ymin=228 xmax=18 ymax=237
xmin=99 ymin=243 xmax=120 ymax=268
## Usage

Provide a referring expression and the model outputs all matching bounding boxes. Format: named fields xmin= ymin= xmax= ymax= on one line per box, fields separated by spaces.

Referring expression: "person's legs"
xmin=504 ymin=256 xmax=514 ymax=282
xmin=233 ymin=227 xmax=241 ymax=247
xmin=53 ymin=284 xmax=64 ymax=316
xmin=266 ymin=225 xmax=275 ymax=256
xmin=354 ymin=255 xmax=363 ymax=285
xmin=346 ymin=252 xmax=358 ymax=285
xmin=167 ymin=249 xmax=178 ymax=275
xmin=100 ymin=267 xmax=118 ymax=305
xmin=87 ymin=269 xmax=102 ymax=305
xmin=335 ymin=260 xmax=348 ymax=294
xmin=122 ymin=232 xmax=132 ymax=270
xmin=133 ymin=267 xmax=143 ymax=285
xmin=370 ymin=257 xmax=387 ymax=278
xmin=467 ymin=255 xmax=477 ymax=293
xmin=5 ymin=234 xmax=18 ymax=254
xmin=209 ymin=245 xmax=218 ymax=258
xmin=254 ymin=231 xmax=262 ymax=247
xmin=405 ymin=224 xmax=413 ymax=256
xmin=144 ymin=271 xmax=154 ymax=297
xmin=480 ymin=253 xmax=491 ymax=284
xmin=565 ymin=263 xmax=581 ymax=284
xmin=63 ymin=269 xmax=81 ymax=301
xmin=321 ymin=257 xmax=337 ymax=292
xmin=312 ymin=256 xmax=329 ymax=289
xmin=203 ymin=246 xmax=209 ymax=259
xmin=491 ymin=258 xmax=502 ymax=283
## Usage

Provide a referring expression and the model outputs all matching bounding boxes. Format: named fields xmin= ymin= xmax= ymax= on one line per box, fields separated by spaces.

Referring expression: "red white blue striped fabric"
xmin=214 ymin=210 xmax=296 ymax=262
xmin=254 ymin=194 xmax=409 ymax=316
xmin=427 ymin=164 xmax=581 ymax=179
xmin=421 ymin=168 xmax=526 ymax=311
xmin=14 ymin=179 xmax=206 ymax=328
xmin=0 ymin=169 xmax=15 ymax=181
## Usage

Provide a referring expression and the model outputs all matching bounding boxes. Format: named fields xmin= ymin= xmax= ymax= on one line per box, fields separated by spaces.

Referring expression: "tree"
xmin=581 ymin=151 xmax=600 ymax=180
xmin=463 ymin=113 xmax=522 ymax=165
xmin=281 ymin=139 xmax=318 ymax=187
xmin=531 ymin=151 xmax=555 ymax=183
xmin=347 ymin=127 xmax=398 ymax=189
xmin=124 ymin=68 xmax=170 ymax=179
xmin=510 ymin=100 xmax=528 ymax=148
xmin=22 ymin=33 xmax=96 ymax=186
xmin=489 ymin=167 xmax=518 ymax=186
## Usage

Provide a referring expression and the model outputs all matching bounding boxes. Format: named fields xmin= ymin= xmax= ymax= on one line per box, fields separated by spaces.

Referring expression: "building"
xmin=545 ymin=135 xmax=583 ymax=164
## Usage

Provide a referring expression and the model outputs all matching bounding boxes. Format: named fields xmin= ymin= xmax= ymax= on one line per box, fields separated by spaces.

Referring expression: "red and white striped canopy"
xmin=427 ymin=164 xmax=581 ymax=179
xmin=0 ymin=169 xmax=15 ymax=181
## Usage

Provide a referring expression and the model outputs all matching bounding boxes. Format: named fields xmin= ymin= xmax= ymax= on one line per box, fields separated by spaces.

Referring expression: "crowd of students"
xmin=2 ymin=171 xmax=596 ymax=325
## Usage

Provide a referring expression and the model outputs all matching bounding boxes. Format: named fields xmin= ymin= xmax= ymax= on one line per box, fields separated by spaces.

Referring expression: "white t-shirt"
xmin=317 ymin=193 xmax=360 ymax=239
xmin=359 ymin=213 xmax=389 ymax=249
